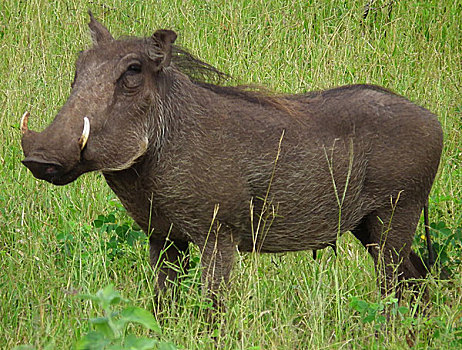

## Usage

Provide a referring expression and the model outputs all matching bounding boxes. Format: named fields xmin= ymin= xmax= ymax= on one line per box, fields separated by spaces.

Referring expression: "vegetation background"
xmin=1 ymin=0 xmax=461 ymax=348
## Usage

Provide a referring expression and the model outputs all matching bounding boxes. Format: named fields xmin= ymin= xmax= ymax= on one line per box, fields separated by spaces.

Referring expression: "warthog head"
xmin=21 ymin=12 xmax=177 ymax=185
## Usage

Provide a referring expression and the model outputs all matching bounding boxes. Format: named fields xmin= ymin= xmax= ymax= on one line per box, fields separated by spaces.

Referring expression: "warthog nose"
xmin=22 ymin=157 xmax=65 ymax=183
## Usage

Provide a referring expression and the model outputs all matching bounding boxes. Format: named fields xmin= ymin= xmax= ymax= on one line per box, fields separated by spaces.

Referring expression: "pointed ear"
xmin=88 ymin=10 xmax=114 ymax=45
xmin=149 ymin=29 xmax=177 ymax=71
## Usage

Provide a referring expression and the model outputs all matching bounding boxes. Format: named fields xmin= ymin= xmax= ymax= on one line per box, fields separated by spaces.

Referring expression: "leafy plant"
xmin=12 ymin=285 xmax=178 ymax=350
xmin=54 ymin=206 xmax=147 ymax=262
xmin=92 ymin=212 xmax=147 ymax=260
xmin=424 ymin=314 xmax=462 ymax=346
xmin=56 ymin=229 xmax=77 ymax=258
xmin=76 ymin=284 xmax=177 ymax=350
xmin=349 ymin=296 xmax=411 ymax=330
xmin=415 ymin=219 xmax=462 ymax=274
xmin=429 ymin=221 xmax=462 ymax=270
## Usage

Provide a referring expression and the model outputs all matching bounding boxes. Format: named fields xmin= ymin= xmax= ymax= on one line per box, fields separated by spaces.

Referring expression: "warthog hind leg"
xmin=351 ymin=199 xmax=429 ymax=300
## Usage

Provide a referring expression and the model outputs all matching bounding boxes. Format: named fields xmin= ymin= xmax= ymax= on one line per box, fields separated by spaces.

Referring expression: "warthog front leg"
xmin=149 ymin=236 xmax=190 ymax=293
xmin=197 ymin=230 xmax=236 ymax=308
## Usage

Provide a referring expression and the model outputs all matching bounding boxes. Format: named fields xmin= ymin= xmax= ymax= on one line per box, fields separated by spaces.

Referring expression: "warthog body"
xmin=21 ymin=14 xmax=443 ymax=301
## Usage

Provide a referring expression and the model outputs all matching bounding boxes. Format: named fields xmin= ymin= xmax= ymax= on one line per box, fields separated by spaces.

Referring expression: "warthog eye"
xmin=119 ymin=62 xmax=143 ymax=91
xmin=127 ymin=63 xmax=142 ymax=73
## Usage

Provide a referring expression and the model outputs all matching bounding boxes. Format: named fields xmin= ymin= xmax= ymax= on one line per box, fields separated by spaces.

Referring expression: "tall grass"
xmin=1 ymin=0 xmax=461 ymax=348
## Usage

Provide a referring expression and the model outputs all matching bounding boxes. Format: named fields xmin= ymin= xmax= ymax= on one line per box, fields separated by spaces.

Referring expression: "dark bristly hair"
xmin=171 ymin=45 xmax=230 ymax=85
xmin=171 ymin=45 xmax=295 ymax=112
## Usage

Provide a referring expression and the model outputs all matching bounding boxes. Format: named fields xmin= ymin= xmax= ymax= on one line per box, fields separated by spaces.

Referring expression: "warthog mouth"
xmin=21 ymin=152 xmax=91 ymax=186
xmin=21 ymin=156 xmax=76 ymax=185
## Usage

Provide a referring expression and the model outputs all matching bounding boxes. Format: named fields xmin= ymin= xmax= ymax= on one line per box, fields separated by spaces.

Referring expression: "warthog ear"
xmin=88 ymin=10 xmax=114 ymax=45
xmin=149 ymin=29 xmax=177 ymax=71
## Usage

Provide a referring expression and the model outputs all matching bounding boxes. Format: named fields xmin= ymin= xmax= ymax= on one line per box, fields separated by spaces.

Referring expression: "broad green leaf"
xmin=97 ymin=284 xmax=127 ymax=309
xmin=44 ymin=342 xmax=56 ymax=350
xmin=56 ymin=232 xmax=66 ymax=240
xmin=376 ymin=315 xmax=386 ymax=324
xmin=349 ymin=298 xmax=368 ymax=313
xmin=93 ymin=219 xmax=104 ymax=228
xmin=121 ymin=307 xmax=161 ymax=334
xmin=75 ymin=331 xmax=111 ymax=350
xmin=107 ymin=213 xmax=116 ymax=223
xmin=363 ymin=313 xmax=376 ymax=323
xmin=90 ymin=317 xmax=115 ymax=338
xmin=116 ymin=224 xmax=129 ymax=238
xmin=127 ymin=230 xmax=145 ymax=246
xmin=124 ymin=334 xmax=158 ymax=350
xmin=105 ymin=345 xmax=124 ymax=350
xmin=113 ymin=317 xmax=130 ymax=332
xmin=158 ymin=342 xmax=178 ymax=350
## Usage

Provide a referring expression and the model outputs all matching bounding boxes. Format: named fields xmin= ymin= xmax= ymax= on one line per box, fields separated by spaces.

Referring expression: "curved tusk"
xmin=20 ymin=111 xmax=30 ymax=134
xmin=78 ymin=117 xmax=90 ymax=150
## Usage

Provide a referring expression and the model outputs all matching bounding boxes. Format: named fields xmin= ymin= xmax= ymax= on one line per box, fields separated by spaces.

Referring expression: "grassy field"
xmin=1 ymin=0 xmax=461 ymax=348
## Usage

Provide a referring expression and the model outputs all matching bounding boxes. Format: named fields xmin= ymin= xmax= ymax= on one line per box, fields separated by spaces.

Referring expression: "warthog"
xmin=21 ymin=13 xmax=443 ymax=304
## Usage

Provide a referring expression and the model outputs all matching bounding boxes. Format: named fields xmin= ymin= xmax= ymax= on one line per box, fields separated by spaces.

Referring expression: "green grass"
xmin=1 ymin=0 xmax=461 ymax=348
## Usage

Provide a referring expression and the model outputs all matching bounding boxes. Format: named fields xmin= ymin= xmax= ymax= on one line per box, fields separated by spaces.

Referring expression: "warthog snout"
xmin=21 ymin=111 xmax=91 ymax=185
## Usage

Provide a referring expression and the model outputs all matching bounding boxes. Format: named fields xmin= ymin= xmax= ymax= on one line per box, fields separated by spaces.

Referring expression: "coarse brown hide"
xmin=21 ymin=13 xmax=443 ymax=305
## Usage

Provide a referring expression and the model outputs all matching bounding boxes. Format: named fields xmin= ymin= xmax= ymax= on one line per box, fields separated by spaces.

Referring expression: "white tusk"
xmin=20 ymin=111 xmax=30 ymax=134
xmin=78 ymin=117 xmax=90 ymax=150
